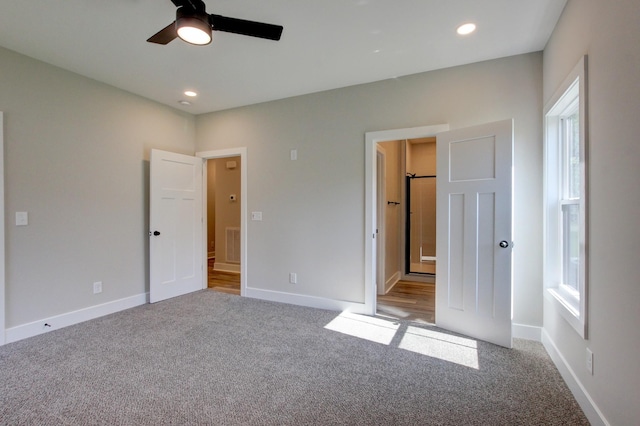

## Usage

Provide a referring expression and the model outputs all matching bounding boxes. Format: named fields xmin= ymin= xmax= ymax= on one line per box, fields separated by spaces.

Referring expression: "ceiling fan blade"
xmin=209 ymin=14 xmax=283 ymax=41
xmin=147 ymin=22 xmax=178 ymax=45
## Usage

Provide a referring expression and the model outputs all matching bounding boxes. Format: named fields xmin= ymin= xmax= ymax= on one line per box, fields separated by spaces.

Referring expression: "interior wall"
xmin=213 ymin=156 xmax=241 ymax=270
xmin=542 ymin=0 xmax=640 ymax=424
xmin=407 ymin=140 xmax=436 ymax=176
xmin=195 ymin=52 xmax=543 ymax=325
xmin=0 ymin=46 xmax=196 ymax=328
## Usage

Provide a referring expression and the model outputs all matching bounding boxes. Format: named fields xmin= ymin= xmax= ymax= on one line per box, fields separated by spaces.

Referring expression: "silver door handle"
xmin=499 ymin=240 xmax=509 ymax=248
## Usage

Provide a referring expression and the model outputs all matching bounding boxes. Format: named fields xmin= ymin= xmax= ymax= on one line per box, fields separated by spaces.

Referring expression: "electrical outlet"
xmin=289 ymin=272 xmax=297 ymax=284
xmin=586 ymin=348 xmax=594 ymax=375
xmin=93 ymin=281 xmax=103 ymax=294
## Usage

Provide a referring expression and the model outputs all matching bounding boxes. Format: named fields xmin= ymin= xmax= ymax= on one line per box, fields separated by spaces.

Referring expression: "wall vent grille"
xmin=225 ymin=227 xmax=241 ymax=264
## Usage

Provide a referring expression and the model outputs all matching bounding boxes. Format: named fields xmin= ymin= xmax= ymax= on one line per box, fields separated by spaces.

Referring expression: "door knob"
xmin=499 ymin=240 xmax=509 ymax=248
xmin=153 ymin=231 xmax=161 ymax=236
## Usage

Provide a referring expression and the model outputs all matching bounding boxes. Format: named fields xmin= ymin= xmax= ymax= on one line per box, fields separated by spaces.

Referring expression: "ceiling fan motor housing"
xmin=176 ymin=6 xmax=212 ymax=45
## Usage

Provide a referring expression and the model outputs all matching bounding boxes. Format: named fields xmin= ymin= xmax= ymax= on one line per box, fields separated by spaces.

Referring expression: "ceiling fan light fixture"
xmin=176 ymin=8 xmax=212 ymax=45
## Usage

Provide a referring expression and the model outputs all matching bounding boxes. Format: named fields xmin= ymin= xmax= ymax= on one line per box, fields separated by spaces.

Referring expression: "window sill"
xmin=545 ymin=288 xmax=586 ymax=338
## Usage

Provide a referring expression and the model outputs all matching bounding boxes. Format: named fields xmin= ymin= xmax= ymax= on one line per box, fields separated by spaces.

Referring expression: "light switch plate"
xmin=16 ymin=212 xmax=28 ymax=226
xmin=251 ymin=211 xmax=263 ymax=221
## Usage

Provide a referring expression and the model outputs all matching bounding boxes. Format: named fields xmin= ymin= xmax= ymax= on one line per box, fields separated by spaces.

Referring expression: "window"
xmin=544 ymin=56 xmax=588 ymax=338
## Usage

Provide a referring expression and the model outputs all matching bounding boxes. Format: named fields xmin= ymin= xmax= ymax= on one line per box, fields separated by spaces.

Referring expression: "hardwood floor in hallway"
xmin=208 ymin=259 xmax=241 ymax=295
xmin=377 ymin=279 xmax=435 ymax=324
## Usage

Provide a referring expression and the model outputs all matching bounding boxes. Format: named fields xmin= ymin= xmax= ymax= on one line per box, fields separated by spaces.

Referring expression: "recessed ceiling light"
xmin=178 ymin=100 xmax=192 ymax=106
xmin=184 ymin=90 xmax=197 ymax=97
xmin=457 ymin=23 xmax=477 ymax=35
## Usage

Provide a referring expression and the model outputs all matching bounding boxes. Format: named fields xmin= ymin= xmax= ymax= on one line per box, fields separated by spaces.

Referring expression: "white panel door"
xmin=150 ymin=149 xmax=203 ymax=303
xmin=436 ymin=119 xmax=513 ymax=348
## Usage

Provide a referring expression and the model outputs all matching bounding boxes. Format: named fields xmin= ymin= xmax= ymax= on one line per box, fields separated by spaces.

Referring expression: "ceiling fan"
xmin=147 ymin=0 xmax=283 ymax=46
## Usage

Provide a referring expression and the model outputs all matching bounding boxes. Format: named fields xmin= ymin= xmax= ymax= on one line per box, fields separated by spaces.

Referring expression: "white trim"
xmin=196 ymin=148 xmax=248 ymax=297
xmin=213 ymin=263 xmax=241 ymax=273
xmin=5 ymin=293 xmax=148 ymax=344
xmin=365 ymin=124 xmax=449 ymax=316
xmin=0 ymin=112 xmax=5 ymax=345
xmin=245 ymin=287 xmax=368 ymax=314
xmin=543 ymin=55 xmax=588 ymax=338
xmin=376 ymin=146 xmax=387 ymax=296
xmin=385 ymin=271 xmax=401 ymax=294
xmin=542 ymin=330 xmax=610 ymax=426
xmin=512 ymin=323 xmax=542 ymax=341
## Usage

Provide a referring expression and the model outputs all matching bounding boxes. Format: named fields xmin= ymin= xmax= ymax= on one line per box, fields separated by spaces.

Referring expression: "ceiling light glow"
xmin=177 ymin=24 xmax=212 ymax=45
xmin=178 ymin=100 xmax=192 ymax=106
xmin=176 ymin=8 xmax=212 ymax=45
xmin=184 ymin=91 xmax=197 ymax=97
xmin=457 ymin=23 xmax=476 ymax=35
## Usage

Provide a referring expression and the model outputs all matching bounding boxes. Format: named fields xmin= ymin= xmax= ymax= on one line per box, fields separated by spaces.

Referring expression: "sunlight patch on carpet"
xmin=399 ymin=326 xmax=479 ymax=369
xmin=324 ymin=312 xmax=399 ymax=345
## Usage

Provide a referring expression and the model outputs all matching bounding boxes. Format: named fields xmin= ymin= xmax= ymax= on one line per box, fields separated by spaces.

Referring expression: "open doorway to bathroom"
xmin=375 ymin=136 xmax=436 ymax=324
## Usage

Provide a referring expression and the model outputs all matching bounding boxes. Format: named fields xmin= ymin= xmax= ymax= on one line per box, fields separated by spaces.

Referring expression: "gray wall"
xmin=196 ymin=52 xmax=543 ymax=326
xmin=543 ymin=0 xmax=640 ymax=424
xmin=0 ymin=46 xmax=195 ymax=327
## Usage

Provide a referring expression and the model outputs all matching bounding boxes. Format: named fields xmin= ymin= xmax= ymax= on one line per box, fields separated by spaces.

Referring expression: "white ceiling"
xmin=0 ymin=0 xmax=566 ymax=115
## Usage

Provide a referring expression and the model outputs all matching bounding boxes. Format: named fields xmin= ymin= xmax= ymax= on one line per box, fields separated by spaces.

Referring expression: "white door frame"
xmin=376 ymin=146 xmax=386 ymax=295
xmin=364 ymin=124 xmax=449 ymax=315
xmin=196 ymin=148 xmax=248 ymax=296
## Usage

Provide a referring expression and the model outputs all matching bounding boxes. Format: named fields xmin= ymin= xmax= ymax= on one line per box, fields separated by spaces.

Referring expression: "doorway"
xmin=197 ymin=148 xmax=248 ymax=297
xmin=206 ymin=156 xmax=241 ymax=295
xmin=365 ymin=124 xmax=449 ymax=316
xmin=375 ymin=137 xmax=437 ymax=323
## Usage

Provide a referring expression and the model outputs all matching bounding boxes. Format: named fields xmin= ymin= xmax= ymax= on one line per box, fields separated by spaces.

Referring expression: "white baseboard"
xmin=385 ymin=271 xmax=401 ymax=293
xmin=541 ymin=329 xmax=609 ymax=426
xmin=213 ymin=262 xmax=240 ymax=273
xmin=5 ymin=293 xmax=148 ymax=344
xmin=245 ymin=287 xmax=368 ymax=315
xmin=512 ymin=323 xmax=542 ymax=341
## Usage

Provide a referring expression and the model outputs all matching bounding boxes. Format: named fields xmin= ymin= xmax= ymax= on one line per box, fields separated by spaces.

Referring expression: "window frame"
xmin=543 ymin=56 xmax=588 ymax=338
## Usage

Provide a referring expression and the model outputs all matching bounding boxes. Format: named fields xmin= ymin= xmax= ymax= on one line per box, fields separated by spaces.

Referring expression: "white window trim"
xmin=543 ymin=56 xmax=588 ymax=338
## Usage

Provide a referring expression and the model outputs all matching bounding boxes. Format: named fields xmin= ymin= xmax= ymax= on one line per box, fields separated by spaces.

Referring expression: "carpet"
xmin=0 ymin=290 xmax=589 ymax=425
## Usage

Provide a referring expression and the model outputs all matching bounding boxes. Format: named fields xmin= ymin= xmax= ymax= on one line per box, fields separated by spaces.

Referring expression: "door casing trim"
xmin=197 ymin=148 xmax=248 ymax=297
xmin=364 ymin=124 xmax=449 ymax=315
